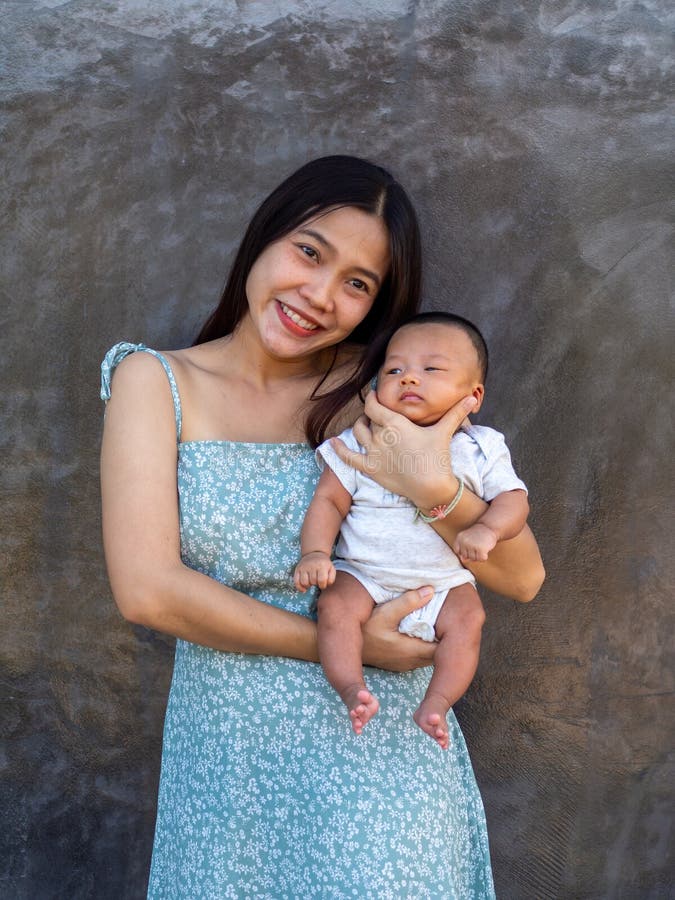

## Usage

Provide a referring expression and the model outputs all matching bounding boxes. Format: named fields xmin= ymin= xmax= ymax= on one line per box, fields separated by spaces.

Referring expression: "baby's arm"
xmin=453 ymin=489 xmax=529 ymax=562
xmin=293 ymin=467 xmax=353 ymax=592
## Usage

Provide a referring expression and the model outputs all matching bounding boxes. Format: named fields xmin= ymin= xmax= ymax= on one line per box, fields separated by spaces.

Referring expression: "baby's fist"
xmin=453 ymin=523 xmax=498 ymax=562
xmin=293 ymin=551 xmax=336 ymax=592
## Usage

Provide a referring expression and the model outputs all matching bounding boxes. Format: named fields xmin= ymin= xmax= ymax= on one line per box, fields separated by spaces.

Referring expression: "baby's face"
xmin=376 ymin=323 xmax=484 ymax=426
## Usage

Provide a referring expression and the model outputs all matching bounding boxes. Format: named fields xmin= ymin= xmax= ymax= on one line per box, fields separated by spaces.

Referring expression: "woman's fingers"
xmin=362 ymin=588 xmax=436 ymax=671
xmin=330 ymin=436 xmax=370 ymax=474
xmin=363 ymin=390 xmax=477 ymax=450
xmin=332 ymin=393 xmax=478 ymax=504
xmin=363 ymin=390 xmax=399 ymax=426
xmin=333 ymin=399 xmax=409 ymax=476
xmin=374 ymin=586 xmax=434 ymax=624
xmin=432 ymin=395 xmax=478 ymax=440
xmin=362 ymin=393 xmax=417 ymax=452
xmin=350 ymin=415 xmax=374 ymax=451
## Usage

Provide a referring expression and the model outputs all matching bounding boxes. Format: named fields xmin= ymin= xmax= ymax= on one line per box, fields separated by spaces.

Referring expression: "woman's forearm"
xmin=112 ymin=561 xmax=322 ymax=661
xmin=474 ymin=525 xmax=545 ymax=600
xmin=112 ymin=563 xmax=437 ymax=671
xmin=431 ymin=500 xmax=545 ymax=601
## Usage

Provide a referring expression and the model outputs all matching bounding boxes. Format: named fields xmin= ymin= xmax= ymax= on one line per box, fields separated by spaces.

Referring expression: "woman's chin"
xmin=261 ymin=330 xmax=331 ymax=362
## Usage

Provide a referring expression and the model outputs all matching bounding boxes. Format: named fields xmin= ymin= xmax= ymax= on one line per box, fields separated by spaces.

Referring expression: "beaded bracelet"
xmin=414 ymin=477 xmax=464 ymax=523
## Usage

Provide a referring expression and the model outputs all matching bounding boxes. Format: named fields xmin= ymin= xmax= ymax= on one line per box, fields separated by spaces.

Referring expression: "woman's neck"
xmin=220 ymin=318 xmax=335 ymax=389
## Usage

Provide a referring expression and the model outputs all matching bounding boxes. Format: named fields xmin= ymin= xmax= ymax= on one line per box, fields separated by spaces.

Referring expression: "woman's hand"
xmin=361 ymin=587 xmax=437 ymax=671
xmin=331 ymin=390 xmax=477 ymax=509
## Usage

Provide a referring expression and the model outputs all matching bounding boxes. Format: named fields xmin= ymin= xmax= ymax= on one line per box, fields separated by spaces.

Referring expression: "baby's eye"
xmin=424 ymin=366 xmax=440 ymax=371
xmin=385 ymin=367 xmax=402 ymax=375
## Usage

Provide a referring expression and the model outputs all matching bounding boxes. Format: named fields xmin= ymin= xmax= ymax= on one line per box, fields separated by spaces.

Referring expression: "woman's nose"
xmin=299 ymin=273 xmax=334 ymax=312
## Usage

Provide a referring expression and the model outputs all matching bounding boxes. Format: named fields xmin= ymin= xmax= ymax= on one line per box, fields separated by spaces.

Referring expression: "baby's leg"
xmin=413 ymin=582 xmax=485 ymax=749
xmin=317 ymin=572 xmax=379 ymax=735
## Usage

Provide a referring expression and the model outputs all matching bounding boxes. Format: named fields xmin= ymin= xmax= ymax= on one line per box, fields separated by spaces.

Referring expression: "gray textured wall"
xmin=2 ymin=1 xmax=673 ymax=897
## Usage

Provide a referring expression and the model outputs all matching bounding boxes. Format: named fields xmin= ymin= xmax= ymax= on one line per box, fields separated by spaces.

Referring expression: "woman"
xmin=101 ymin=156 xmax=544 ymax=898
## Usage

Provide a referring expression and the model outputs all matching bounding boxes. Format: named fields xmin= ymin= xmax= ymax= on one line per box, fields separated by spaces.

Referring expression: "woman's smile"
xmin=276 ymin=300 xmax=320 ymax=334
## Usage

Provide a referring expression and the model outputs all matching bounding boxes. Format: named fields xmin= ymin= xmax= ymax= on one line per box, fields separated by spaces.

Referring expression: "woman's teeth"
xmin=280 ymin=303 xmax=318 ymax=331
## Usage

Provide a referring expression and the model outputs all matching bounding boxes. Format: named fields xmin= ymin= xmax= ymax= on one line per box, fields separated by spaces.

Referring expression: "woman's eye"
xmin=298 ymin=245 xmax=318 ymax=260
xmin=348 ymin=278 xmax=369 ymax=293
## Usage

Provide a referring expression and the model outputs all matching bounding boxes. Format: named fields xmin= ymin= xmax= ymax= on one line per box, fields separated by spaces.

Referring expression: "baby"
xmin=294 ymin=312 xmax=529 ymax=749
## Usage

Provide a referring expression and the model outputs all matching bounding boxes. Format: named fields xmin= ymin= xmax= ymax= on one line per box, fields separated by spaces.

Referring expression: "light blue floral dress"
xmin=101 ymin=343 xmax=495 ymax=900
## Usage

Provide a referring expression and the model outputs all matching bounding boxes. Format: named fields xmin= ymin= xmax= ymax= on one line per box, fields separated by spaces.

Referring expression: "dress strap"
xmin=100 ymin=341 xmax=182 ymax=442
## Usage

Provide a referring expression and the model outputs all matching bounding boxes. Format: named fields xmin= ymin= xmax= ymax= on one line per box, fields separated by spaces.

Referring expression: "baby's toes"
xmin=349 ymin=710 xmax=364 ymax=735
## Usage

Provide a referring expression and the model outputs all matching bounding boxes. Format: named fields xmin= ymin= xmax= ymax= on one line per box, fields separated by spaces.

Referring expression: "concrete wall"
xmin=2 ymin=1 xmax=673 ymax=897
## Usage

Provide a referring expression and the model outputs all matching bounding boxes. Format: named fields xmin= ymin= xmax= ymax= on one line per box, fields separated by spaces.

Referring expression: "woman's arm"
xmin=331 ymin=392 xmax=545 ymax=602
xmin=101 ymin=352 xmax=320 ymax=657
xmin=434 ymin=518 xmax=544 ymax=602
xmin=101 ymin=352 xmax=436 ymax=665
xmin=452 ymin=490 xmax=529 ymax=561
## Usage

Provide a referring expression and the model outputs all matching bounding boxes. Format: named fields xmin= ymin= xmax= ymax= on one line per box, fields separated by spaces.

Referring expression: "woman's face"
xmin=243 ymin=206 xmax=390 ymax=360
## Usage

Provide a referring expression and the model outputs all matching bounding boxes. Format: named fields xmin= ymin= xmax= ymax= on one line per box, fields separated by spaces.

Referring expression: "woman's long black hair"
xmin=194 ymin=155 xmax=422 ymax=447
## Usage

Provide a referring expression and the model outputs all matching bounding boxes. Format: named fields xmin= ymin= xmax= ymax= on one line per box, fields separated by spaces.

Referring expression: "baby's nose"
xmin=400 ymin=369 xmax=420 ymax=384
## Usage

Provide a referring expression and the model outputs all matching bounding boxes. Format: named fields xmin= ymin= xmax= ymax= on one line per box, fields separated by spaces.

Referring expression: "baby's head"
xmin=376 ymin=312 xmax=488 ymax=427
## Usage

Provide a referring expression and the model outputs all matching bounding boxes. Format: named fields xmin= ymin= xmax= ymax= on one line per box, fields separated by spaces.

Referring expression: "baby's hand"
xmin=453 ymin=523 xmax=498 ymax=562
xmin=293 ymin=551 xmax=336 ymax=592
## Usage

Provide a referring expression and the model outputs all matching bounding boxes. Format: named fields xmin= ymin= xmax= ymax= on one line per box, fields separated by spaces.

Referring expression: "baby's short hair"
xmin=395 ymin=311 xmax=489 ymax=382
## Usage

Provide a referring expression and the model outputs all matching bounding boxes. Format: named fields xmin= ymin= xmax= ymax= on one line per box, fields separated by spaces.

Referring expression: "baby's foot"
xmin=340 ymin=685 xmax=380 ymax=735
xmin=413 ymin=697 xmax=450 ymax=750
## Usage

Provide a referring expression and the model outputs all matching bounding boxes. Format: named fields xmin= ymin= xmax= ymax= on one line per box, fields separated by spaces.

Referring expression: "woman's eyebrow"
xmin=298 ymin=227 xmax=331 ymax=248
xmin=297 ymin=228 xmax=382 ymax=287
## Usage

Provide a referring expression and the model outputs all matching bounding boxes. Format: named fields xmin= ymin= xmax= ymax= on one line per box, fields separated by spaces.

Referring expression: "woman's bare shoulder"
xmin=107 ymin=348 xmax=175 ymax=395
xmin=102 ymin=351 xmax=179 ymax=447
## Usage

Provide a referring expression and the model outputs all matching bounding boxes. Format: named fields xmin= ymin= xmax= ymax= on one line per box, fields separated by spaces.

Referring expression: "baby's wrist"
xmin=472 ymin=521 xmax=501 ymax=541
xmin=300 ymin=549 xmax=331 ymax=560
